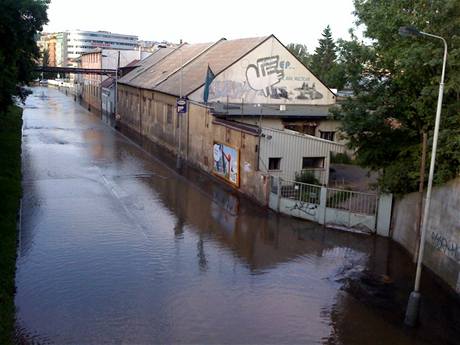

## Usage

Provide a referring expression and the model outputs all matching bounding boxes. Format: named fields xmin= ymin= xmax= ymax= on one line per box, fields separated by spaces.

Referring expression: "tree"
xmin=335 ymin=30 xmax=375 ymax=92
xmin=333 ymin=0 xmax=460 ymax=194
xmin=310 ymin=25 xmax=345 ymax=89
xmin=287 ymin=43 xmax=312 ymax=67
xmin=0 ymin=0 xmax=49 ymax=114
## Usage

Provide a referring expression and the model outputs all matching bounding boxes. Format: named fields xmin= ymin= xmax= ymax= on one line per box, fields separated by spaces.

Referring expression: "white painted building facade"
xmin=67 ymin=30 xmax=138 ymax=61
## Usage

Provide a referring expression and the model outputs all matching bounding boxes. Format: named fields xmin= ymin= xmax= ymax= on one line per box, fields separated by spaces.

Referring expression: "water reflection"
xmin=16 ymin=87 xmax=460 ymax=345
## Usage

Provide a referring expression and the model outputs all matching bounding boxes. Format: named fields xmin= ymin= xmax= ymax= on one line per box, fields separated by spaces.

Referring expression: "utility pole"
xmin=176 ymin=42 xmax=183 ymax=170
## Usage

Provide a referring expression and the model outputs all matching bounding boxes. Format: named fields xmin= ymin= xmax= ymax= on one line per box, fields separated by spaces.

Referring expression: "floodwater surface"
xmin=15 ymin=87 xmax=460 ymax=344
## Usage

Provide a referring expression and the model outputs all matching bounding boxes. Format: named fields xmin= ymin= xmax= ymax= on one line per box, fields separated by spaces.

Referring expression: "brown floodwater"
xmin=15 ymin=87 xmax=460 ymax=344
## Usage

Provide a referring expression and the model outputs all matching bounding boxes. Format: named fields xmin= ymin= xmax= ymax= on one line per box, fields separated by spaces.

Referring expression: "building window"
xmin=320 ymin=131 xmax=335 ymax=141
xmin=166 ymin=104 xmax=173 ymax=124
xmin=268 ymin=157 xmax=281 ymax=171
xmin=302 ymin=157 xmax=325 ymax=169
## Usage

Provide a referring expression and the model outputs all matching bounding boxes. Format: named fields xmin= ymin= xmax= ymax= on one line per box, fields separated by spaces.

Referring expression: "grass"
xmin=0 ymin=105 xmax=22 ymax=345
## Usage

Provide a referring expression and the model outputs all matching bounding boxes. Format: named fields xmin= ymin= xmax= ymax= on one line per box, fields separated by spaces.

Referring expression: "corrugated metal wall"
xmin=259 ymin=128 xmax=345 ymax=184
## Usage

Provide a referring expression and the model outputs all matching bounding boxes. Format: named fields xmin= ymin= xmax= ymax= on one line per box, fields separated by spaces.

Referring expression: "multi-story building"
xmin=55 ymin=32 xmax=68 ymax=67
xmin=67 ymin=30 xmax=138 ymax=62
xmin=38 ymin=30 xmax=139 ymax=67
xmin=37 ymin=32 xmax=57 ymax=66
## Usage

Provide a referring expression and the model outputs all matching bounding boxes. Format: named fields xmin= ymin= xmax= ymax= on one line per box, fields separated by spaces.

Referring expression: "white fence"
xmin=269 ymin=176 xmax=392 ymax=235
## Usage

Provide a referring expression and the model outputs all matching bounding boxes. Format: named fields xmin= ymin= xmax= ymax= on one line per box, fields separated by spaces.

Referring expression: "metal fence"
xmin=271 ymin=176 xmax=321 ymax=205
xmin=269 ymin=176 xmax=391 ymax=235
xmin=271 ymin=176 xmax=378 ymax=215
xmin=326 ymin=187 xmax=378 ymax=215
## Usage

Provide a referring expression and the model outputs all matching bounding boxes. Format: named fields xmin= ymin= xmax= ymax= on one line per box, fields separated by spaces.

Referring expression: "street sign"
xmin=176 ymin=97 xmax=187 ymax=114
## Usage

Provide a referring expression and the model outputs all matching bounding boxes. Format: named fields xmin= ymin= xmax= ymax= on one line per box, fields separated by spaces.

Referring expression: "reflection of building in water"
xmin=133 ymin=161 xmax=375 ymax=271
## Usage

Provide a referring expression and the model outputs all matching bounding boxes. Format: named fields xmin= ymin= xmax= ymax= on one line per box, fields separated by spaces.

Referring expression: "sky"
xmin=44 ymin=0 xmax=361 ymax=52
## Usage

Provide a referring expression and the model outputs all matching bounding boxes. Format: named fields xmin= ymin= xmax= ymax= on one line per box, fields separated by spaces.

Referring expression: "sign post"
xmin=176 ymin=97 xmax=187 ymax=114
xmin=176 ymin=97 xmax=187 ymax=170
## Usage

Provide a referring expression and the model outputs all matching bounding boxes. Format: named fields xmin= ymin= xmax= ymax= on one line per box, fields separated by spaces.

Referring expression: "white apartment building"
xmin=66 ymin=30 xmax=138 ymax=60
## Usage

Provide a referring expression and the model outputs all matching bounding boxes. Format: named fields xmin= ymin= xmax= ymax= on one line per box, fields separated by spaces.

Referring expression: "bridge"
xmin=35 ymin=66 xmax=117 ymax=76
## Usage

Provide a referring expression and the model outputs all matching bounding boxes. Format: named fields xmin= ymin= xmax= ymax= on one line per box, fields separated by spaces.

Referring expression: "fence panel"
xmin=268 ymin=176 xmax=382 ymax=234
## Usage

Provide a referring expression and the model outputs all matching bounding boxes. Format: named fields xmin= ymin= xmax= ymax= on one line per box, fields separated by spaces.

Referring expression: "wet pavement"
xmin=15 ymin=87 xmax=460 ymax=344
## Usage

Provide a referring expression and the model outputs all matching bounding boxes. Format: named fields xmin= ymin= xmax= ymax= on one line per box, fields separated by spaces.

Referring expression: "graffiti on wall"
xmin=213 ymin=142 xmax=240 ymax=187
xmin=209 ymin=80 xmax=252 ymax=101
xmin=287 ymin=201 xmax=318 ymax=217
xmin=431 ymin=231 xmax=460 ymax=262
xmin=246 ymin=56 xmax=286 ymax=98
xmin=207 ymin=54 xmax=324 ymax=103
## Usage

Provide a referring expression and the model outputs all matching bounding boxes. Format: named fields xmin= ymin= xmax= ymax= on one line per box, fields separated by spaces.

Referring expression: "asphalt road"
xmin=14 ymin=87 xmax=460 ymax=345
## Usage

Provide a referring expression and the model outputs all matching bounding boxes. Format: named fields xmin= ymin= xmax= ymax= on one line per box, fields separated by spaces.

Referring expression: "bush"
xmin=295 ymin=170 xmax=320 ymax=185
xmin=0 ymin=106 xmax=23 ymax=345
xmin=331 ymin=152 xmax=352 ymax=164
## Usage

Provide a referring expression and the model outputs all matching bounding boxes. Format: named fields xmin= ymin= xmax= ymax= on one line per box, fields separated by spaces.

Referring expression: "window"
xmin=268 ymin=157 xmax=281 ymax=171
xmin=166 ymin=104 xmax=173 ymax=124
xmin=320 ymin=131 xmax=335 ymax=141
xmin=302 ymin=157 xmax=325 ymax=169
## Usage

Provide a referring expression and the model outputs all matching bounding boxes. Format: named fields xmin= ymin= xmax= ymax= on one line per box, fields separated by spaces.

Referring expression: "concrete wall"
xmin=118 ymin=84 xmax=270 ymax=205
xmin=391 ymin=177 xmax=460 ymax=293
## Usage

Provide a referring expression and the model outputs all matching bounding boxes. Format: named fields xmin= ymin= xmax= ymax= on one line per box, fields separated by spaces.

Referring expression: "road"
xmin=15 ymin=87 xmax=460 ymax=344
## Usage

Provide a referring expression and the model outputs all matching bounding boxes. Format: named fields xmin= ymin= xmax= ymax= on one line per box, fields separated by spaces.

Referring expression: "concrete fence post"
xmin=318 ymin=186 xmax=327 ymax=225
xmin=277 ymin=176 xmax=282 ymax=213
xmin=376 ymin=193 xmax=393 ymax=237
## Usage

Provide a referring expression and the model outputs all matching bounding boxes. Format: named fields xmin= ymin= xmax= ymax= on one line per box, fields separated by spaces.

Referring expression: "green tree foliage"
xmin=335 ymin=31 xmax=375 ymax=92
xmin=310 ymin=25 xmax=345 ymax=89
xmin=287 ymin=43 xmax=312 ymax=67
xmin=0 ymin=0 xmax=49 ymax=114
xmin=333 ymin=0 xmax=460 ymax=194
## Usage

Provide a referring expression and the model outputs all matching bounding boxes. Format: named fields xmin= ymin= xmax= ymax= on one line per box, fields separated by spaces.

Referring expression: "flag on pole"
xmin=203 ymin=65 xmax=215 ymax=104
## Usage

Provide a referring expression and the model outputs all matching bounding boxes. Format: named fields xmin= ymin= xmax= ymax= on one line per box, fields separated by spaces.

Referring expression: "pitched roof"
xmin=101 ymin=77 xmax=115 ymax=89
xmin=122 ymin=59 xmax=140 ymax=68
xmin=118 ymin=47 xmax=176 ymax=84
xmin=118 ymin=36 xmax=269 ymax=97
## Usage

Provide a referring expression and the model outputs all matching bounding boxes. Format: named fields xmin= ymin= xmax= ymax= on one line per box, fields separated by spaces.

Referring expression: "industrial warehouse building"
xmin=117 ymin=35 xmax=344 ymax=204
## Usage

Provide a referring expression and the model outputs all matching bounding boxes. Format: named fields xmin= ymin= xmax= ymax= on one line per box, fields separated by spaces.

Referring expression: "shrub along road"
xmin=0 ymin=105 xmax=22 ymax=345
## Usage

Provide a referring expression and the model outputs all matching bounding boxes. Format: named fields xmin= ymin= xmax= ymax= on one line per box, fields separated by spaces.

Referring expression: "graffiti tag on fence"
xmin=287 ymin=201 xmax=318 ymax=217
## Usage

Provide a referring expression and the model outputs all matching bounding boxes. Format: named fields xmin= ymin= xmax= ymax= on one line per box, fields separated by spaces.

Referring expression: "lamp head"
xmin=399 ymin=26 xmax=422 ymax=37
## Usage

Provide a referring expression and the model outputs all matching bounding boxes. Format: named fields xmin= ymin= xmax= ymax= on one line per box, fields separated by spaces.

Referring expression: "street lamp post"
xmin=399 ymin=26 xmax=448 ymax=327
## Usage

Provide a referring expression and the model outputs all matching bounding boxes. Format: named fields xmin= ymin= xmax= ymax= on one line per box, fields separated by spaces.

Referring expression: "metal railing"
xmin=326 ymin=187 xmax=377 ymax=215
xmin=271 ymin=176 xmax=321 ymax=205
xmin=271 ymin=176 xmax=378 ymax=216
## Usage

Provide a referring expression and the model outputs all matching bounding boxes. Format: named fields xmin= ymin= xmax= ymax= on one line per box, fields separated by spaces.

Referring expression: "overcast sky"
xmin=44 ymin=0 xmax=360 ymax=52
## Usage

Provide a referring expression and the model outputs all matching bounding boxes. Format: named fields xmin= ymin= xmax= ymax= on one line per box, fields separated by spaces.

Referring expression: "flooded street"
xmin=15 ymin=87 xmax=460 ymax=344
